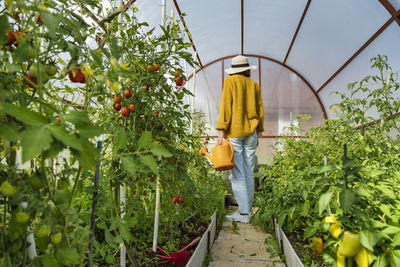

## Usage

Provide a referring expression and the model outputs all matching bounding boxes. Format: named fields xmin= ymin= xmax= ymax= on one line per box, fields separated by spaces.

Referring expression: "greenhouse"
xmin=1 ymin=0 xmax=400 ymax=266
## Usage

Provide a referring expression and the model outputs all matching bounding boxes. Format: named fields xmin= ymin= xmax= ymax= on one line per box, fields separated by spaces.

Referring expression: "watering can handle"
xmin=227 ymin=140 xmax=234 ymax=163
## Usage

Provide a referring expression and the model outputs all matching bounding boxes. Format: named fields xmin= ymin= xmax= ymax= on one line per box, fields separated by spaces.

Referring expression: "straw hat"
xmin=224 ymin=55 xmax=257 ymax=74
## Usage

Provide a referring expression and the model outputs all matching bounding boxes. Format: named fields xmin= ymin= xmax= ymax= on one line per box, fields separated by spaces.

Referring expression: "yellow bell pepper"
xmin=337 ymin=251 xmax=354 ymax=267
xmin=338 ymin=231 xmax=361 ymax=257
xmin=329 ymin=223 xmax=342 ymax=239
xmin=325 ymin=216 xmax=338 ymax=223
xmin=325 ymin=216 xmax=342 ymax=239
xmin=312 ymin=237 xmax=324 ymax=255
xmin=354 ymin=246 xmax=374 ymax=267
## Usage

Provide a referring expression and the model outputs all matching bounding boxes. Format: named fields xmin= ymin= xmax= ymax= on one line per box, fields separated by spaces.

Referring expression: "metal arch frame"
xmin=186 ymin=54 xmax=328 ymax=127
xmin=316 ymin=4 xmax=400 ymax=94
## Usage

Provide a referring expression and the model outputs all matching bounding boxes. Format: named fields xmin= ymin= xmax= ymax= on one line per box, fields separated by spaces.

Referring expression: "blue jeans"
xmin=228 ymin=131 xmax=257 ymax=214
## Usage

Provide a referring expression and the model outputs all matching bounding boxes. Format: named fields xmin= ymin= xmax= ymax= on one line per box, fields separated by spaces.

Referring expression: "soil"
xmin=285 ymin=231 xmax=326 ymax=266
xmin=137 ymin=220 xmax=209 ymax=266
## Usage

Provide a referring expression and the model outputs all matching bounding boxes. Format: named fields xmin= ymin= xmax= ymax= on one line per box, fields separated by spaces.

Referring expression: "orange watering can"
xmin=200 ymin=140 xmax=235 ymax=171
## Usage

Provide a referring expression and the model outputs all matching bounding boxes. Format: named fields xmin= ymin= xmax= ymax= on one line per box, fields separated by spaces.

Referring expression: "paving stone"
xmin=210 ymin=210 xmax=286 ymax=267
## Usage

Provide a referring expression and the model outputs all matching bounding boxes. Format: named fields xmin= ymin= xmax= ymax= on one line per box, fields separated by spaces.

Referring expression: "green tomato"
xmin=50 ymin=232 xmax=62 ymax=244
xmin=15 ymin=211 xmax=30 ymax=223
xmin=57 ymin=179 xmax=69 ymax=190
xmin=28 ymin=175 xmax=45 ymax=190
xmin=29 ymin=63 xmax=46 ymax=79
xmin=45 ymin=64 xmax=58 ymax=77
xmin=36 ymin=225 xmax=51 ymax=238
xmin=0 ymin=181 xmax=18 ymax=197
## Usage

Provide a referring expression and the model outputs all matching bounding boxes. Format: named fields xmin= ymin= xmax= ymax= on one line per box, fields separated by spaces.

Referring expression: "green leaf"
xmin=41 ymin=253 xmax=59 ymax=267
xmin=121 ymin=157 xmax=137 ymax=176
xmin=76 ymin=124 xmax=103 ymax=138
xmin=381 ymin=226 xmax=400 ymax=235
xmin=376 ymin=254 xmax=388 ymax=267
xmin=13 ymin=45 xmax=31 ymax=63
xmin=392 ymin=250 xmax=400 ymax=267
xmin=55 ymin=247 xmax=80 ymax=265
xmin=76 ymin=140 xmax=98 ymax=170
xmin=318 ymin=165 xmax=337 ymax=173
xmin=392 ymin=233 xmax=400 ymax=247
xmin=0 ymin=123 xmax=19 ymax=142
xmin=20 ymin=126 xmax=52 ymax=162
xmin=140 ymin=155 xmax=158 ymax=175
xmin=339 ymin=190 xmax=355 ymax=213
xmin=150 ymin=143 xmax=172 ymax=158
xmin=359 ymin=230 xmax=381 ymax=251
xmin=0 ymin=103 xmax=48 ymax=125
xmin=119 ymin=222 xmax=131 ymax=242
xmin=48 ymin=125 xmax=81 ymax=150
xmin=65 ymin=110 xmax=90 ymax=124
xmin=111 ymin=38 xmax=121 ymax=60
xmin=114 ymin=127 xmax=127 ymax=150
xmin=375 ymin=184 xmax=396 ymax=199
xmin=5 ymin=62 xmax=21 ymax=73
xmin=0 ymin=15 xmax=11 ymax=44
xmin=42 ymin=12 xmax=59 ymax=35
xmin=318 ymin=191 xmax=333 ymax=216
xmin=379 ymin=204 xmax=392 ymax=218
xmin=137 ymin=131 xmax=152 ymax=149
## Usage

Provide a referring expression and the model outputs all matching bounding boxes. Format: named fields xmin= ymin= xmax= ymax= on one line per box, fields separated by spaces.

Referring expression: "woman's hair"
xmin=230 ymin=69 xmax=250 ymax=77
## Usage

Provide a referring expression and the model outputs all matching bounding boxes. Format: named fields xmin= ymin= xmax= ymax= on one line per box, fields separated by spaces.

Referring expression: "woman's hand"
xmin=216 ymin=130 xmax=224 ymax=145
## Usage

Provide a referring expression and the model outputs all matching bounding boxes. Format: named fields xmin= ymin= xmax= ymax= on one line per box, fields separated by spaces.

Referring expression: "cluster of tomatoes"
xmin=172 ymin=196 xmax=184 ymax=204
xmin=146 ymin=63 xmax=161 ymax=73
xmin=113 ymin=89 xmax=135 ymax=117
xmin=174 ymin=70 xmax=184 ymax=87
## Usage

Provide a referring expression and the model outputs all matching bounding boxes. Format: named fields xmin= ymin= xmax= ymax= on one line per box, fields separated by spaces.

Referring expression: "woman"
xmin=216 ymin=55 xmax=264 ymax=223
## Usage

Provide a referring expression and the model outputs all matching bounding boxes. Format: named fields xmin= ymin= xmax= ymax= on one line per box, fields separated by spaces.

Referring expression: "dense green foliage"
xmin=255 ymin=55 xmax=400 ymax=267
xmin=0 ymin=1 xmax=226 ymax=266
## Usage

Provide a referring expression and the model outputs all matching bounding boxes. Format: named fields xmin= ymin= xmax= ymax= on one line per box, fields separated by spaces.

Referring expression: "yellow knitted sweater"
xmin=216 ymin=75 xmax=264 ymax=138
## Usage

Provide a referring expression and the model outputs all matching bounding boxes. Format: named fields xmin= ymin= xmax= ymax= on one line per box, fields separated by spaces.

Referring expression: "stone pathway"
xmin=209 ymin=210 xmax=286 ymax=267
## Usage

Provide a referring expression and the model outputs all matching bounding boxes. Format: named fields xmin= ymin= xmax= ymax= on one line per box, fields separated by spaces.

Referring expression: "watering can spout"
xmin=200 ymin=140 xmax=235 ymax=171
xmin=200 ymin=147 xmax=213 ymax=161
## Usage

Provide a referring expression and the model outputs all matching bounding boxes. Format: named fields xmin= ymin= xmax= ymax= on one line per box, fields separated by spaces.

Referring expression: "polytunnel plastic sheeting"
xmin=285 ymin=0 xmax=391 ymax=91
xmin=135 ymin=0 xmax=176 ymax=35
xmin=176 ymin=0 xmax=241 ymax=65
xmin=189 ymin=62 xmax=222 ymax=136
xmin=258 ymin=59 xmax=324 ymax=136
xmin=320 ymin=22 xmax=400 ymax=120
xmin=243 ymin=0 xmax=307 ymax=62
xmin=192 ymin=56 xmax=325 ymax=137
xmin=388 ymin=0 xmax=400 ymax=10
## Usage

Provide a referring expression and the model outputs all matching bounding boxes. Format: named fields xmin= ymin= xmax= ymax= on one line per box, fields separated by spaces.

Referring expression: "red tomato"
xmin=25 ymin=73 xmax=37 ymax=88
xmin=124 ymin=89 xmax=132 ymax=98
xmin=114 ymin=103 xmax=121 ymax=111
xmin=172 ymin=197 xmax=178 ymax=204
xmin=176 ymin=77 xmax=183 ymax=86
xmin=178 ymin=196 xmax=184 ymax=203
xmin=6 ymin=32 xmax=16 ymax=46
xmin=144 ymin=84 xmax=149 ymax=91
xmin=129 ymin=104 xmax=135 ymax=112
xmin=68 ymin=68 xmax=85 ymax=83
xmin=121 ymin=107 xmax=130 ymax=117
xmin=114 ymin=94 xmax=122 ymax=103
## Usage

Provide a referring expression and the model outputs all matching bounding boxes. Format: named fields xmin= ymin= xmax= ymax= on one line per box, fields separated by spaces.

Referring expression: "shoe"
xmin=226 ymin=210 xmax=250 ymax=224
